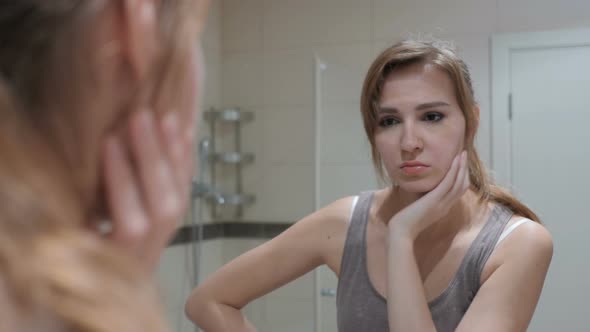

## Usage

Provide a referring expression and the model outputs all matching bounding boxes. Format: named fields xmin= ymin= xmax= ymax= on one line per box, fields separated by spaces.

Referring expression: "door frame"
xmin=491 ymin=28 xmax=590 ymax=188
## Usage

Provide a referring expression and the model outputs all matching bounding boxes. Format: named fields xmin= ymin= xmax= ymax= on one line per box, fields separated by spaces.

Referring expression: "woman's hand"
xmin=389 ymin=151 xmax=470 ymax=241
xmin=101 ymin=109 xmax=195 ymax=271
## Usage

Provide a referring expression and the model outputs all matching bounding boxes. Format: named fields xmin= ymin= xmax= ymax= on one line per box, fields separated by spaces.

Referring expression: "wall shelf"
xmin=207 ymin=193 xmax=256 ymax=206
xmin=212 ymin=152 xmax=255 ymax=165
xmin=204 ymin=107 xmax=255 ymax=219
xmin=204 ymin=108 xmax=254 ymax=123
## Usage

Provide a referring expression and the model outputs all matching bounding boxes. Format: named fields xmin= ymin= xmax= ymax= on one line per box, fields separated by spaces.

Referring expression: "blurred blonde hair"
xmin=360 ymin=39 xmax=540 ymax=222
xmin=0 ymin=0 xmax=203 ymax=330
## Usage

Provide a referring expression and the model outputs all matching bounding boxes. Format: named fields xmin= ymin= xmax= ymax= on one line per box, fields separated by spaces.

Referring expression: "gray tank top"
xmin=336 ymin=191 xmax=513 ymax=332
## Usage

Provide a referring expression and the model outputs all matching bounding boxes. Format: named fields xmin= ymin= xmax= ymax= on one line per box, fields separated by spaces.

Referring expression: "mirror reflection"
xmin=162 ymin=1 xmax=589 ymax=332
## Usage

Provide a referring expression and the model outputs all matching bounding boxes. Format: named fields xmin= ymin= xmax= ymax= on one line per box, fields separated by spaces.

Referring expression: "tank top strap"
xmin=461 ymin=204 xmax=514 ymax=289
xmin=337 ymin=191 xmax=375 ymax=296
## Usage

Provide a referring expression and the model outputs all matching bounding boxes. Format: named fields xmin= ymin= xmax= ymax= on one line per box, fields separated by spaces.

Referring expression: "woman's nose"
xmin=400 ymin=123 xmax=423 ymax=153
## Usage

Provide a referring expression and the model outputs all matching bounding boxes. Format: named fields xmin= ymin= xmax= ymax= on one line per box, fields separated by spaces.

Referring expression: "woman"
xmin=186 ymin=39 xmax=553 ymax=332
xmin=0 ymin=0 xmax=208 ymax=331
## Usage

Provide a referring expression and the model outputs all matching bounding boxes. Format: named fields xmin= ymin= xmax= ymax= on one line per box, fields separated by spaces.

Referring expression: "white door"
xmin=493 ymin=30 xmax=590 ymax=332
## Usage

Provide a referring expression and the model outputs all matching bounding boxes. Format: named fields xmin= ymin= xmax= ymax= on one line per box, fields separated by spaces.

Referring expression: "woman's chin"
xmin=396 ymin=178 xmax=438 ymax=194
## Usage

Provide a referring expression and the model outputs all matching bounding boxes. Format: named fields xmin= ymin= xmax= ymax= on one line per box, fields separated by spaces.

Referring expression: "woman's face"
xmin=375 ymin=62 xmax=466 ymax=194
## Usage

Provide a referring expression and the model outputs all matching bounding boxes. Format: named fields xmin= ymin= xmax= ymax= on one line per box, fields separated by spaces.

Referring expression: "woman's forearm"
xmin=387 ymin=234 xmax=437 ymax=332
xmin=185 ymin=298 xmax=257 ymax=332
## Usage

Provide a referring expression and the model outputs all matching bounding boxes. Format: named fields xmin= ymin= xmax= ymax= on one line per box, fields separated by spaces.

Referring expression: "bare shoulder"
xmin=293 ymin=195 xmax=356 ymax=230
xmin=485 ymin=216 xmax=553 ymax=282
xmin=501 ymin=217 xmax=553 ymax=257
xmin=294 ymin=195 xmax=357 ymax=246
xmin=291 ymin=195 xmax=357 ymax=274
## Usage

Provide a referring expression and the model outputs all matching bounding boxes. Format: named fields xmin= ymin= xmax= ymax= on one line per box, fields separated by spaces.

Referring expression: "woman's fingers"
xmin=102 ymin=134 xmax=149 ymax=252
xmin=182 ymin=110 xmax=198 ymax=193
xmin=446 ymin=151 xmax=469 ymax=204
xmin=390 ymin=151 xmax=471 ymax=239
xmin=161 ymin=112 xmax=187 ymax=192
xmin=179 ymin=112 xmax=197 ymax=202
xmin=160 ymin=110 xmax=195 ymax=226
xmin=179 ymin=131 xmax=195 ymax=210
xmin=100 ymin=109 xmax=193 ymax=271
xmin=129 ymin=111 xmax=181 ymax=225
xmin=429 ymin=151 xmax=462 ymax=201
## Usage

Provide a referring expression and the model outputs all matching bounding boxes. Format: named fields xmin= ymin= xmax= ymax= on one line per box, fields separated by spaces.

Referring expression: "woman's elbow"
xmin=185 ymin=289 xmax=257 ymax=332
xmin=185 ymin=287 xmax=210 ymax=323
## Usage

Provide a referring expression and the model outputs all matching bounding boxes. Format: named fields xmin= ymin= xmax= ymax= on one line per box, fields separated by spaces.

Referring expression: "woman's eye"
xmin=378 ymin=117 xmax=399 ymax=127
xmin=424 ymin=112 xmax=444 ymax=122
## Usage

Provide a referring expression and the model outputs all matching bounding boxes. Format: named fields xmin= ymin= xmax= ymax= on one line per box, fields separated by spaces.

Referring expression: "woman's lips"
xmin=401 ymin=165 xmax=429 ymax=175
xmin=400 ymin=161 xmax=430 ymax=175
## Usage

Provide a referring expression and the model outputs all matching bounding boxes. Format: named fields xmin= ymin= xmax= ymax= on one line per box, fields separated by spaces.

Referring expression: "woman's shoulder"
xmin=316 ymin=189 xmax=386 ymax=224
xmin=501 ymin=215 xmax=553 ymax=251
xmin=287 ymin=190 xmax=383 ymax=252
xmin=311 ymin=195 xmax=360 ymax=227
xmin=308 ymin=195 xmax=362 ymax=272
xmin=290 ymin=194 xmax=365 ymax=244
xmin=484 ymin=209 xmax=553 ymax=280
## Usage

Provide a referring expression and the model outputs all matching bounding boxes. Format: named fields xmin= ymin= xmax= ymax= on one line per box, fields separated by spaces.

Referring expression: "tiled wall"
xmin=157 ymin=1 xmax=590 ymax=332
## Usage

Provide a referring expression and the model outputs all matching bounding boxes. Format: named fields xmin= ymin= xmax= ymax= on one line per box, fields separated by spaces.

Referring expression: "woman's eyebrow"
xmin=378 ymin=101 xmax=450 ymax=114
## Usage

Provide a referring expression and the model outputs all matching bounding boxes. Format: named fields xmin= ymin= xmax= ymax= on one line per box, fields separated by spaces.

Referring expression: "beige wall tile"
xmin=222 ymin=0 xmax=264 ymax=52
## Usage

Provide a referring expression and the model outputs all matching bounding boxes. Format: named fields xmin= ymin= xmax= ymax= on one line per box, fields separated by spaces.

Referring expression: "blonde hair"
xmin=360 ymin=39 xmax=540 ymax=222
xmin=0 ymin=0 xmax=201 ymax=331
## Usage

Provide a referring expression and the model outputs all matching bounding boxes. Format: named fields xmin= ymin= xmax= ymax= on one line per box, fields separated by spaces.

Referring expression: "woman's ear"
xmin=118 ymin=0 xmax=158 ymax=83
